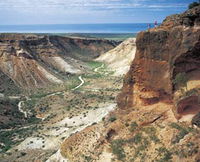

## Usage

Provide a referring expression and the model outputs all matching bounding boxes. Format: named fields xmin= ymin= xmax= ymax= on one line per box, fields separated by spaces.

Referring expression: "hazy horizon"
xmin=0 ymin=0 xmax=194 ymax=25
xmin=0 ymin=23 xmax=158 ymax=33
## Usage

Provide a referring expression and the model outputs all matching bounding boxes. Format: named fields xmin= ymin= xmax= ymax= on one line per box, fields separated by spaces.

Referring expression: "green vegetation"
xmin=156 ymin=147 xmax=173 ymax=162
xmin=129 ymin=121 xmax=138 ymax=132
xmin=185 ymin=88 xmax=199 ymax=97
xmin=0 ymin=71 xmax=21 ymax=96
xmin=111 ymin=139 xmax=126 ymax=160
xmin=0 ymin=127 xmax=37 ymax=153
xmin=188 ymin=1 xmax=200 ymax=9
xmin=142 ymin=126 xmax=160 ymax=144
xmin=83 ymin=73 xmax=104 ymax=79
xmin=83 ymin=155 xmax=93 ymax=162
xmin=170 ymin=123 xmax=192 ymax=144
xmin=173 ymin=72 xmax=188 ymax=88
xmin=131 ymin=133 xmax=143 ymax=144
xmin=86 ymin=61 xmax=103 ymax=70
xmin=109 ymin=116 xmax=117 ymax=122
xmin=65 ymin=75 xmax=81 ymax=90
xmin=174 ymin=142 xmax=199 ymax=158
xmin=0 ymin=98 xmax=25 ymax=129
xmin=173 ymin=72 xmax=188 ymax=94
xmin=128 ymin=133 xmax=150 ymax=160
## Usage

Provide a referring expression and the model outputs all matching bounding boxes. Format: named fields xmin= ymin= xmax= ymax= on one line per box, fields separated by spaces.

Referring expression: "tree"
xmin=188 ymin=1 xmax=200 ymax=9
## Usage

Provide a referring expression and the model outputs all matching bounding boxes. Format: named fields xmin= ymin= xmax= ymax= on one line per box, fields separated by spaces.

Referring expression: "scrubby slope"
xmin=0 ymin=34 xmax=118 ymax=89
xmin=61 ymin=6 xmax=200 ymax=162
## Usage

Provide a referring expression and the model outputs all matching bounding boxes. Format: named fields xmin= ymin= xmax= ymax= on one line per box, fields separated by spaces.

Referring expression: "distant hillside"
xmin=96 ymin=38 xmax=136 ymax=76
xmin=0 ymin=34 xmax=118 ymax=90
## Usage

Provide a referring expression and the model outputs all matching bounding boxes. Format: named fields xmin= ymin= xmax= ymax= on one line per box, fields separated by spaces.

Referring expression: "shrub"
xmin=170 ymin=123 xmax=189 ymax=144
xmin=111 ymin=139 xmax=126 ymax=160
xmin=173 ymin=72 xmax=188 ymax=90
xmin=20 ymin=152 xmax=27 ymax=156
xmin=109 ymin=116 xmax=117 ymax=122
xmin=156 ymin=147 xmax=172 ymax=162
xmin=132 ymin=133 xmax=142 ymax=145
xmin=129 ymin=121 xmax=138 ymax=132
xmin=188 ymin=1 xmax=200 ymax=9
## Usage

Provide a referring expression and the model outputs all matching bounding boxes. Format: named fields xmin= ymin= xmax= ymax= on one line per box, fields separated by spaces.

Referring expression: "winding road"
xmin=18 ymin=101 xmax=28 ymax=118
xmin=94 ymin=63 xmax=104 ymax=72
xmin=72 ymin=76 xmax=85 ymax=90
xmin=17 ymin=63 xmax=103 ymax=122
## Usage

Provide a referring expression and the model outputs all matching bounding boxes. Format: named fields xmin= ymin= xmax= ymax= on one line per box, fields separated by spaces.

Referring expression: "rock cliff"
xmin=61 ymin=6 xmax=200 ymax=162
xmin=119 ymin=5 xmax=200 ymax=120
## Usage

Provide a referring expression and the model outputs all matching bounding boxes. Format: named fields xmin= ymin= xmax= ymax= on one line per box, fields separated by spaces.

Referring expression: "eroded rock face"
xmin=0 ymin=34 xmax=117 ymax=89
xmin=119 ymin=6 xmax=200 ymax=119
xmin=60 ymin=7 xmax=200 ymax=162
xmin=96 ymin=38 xmax=136 ymax=76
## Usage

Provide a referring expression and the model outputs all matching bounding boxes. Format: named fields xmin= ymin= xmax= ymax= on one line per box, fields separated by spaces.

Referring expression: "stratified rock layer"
xmin=61 ymin=6 xmax=200 ymax=162
xmin=0 ymin=34 xmax=117 ymax=89
xmin=119 ymin=6 xmax=200 ymax=118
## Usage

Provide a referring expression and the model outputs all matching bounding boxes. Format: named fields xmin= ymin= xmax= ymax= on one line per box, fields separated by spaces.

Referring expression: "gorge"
xmin=0 ymin=5 xmax=200 ymax=162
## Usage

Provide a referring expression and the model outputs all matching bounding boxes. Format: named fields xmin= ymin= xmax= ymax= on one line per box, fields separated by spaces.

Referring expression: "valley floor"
xmin=0 ymin=61 xmax=123 ymax=162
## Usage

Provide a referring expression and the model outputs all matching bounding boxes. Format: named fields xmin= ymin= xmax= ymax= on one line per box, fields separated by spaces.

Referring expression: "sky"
xmin=0 ymin=0 xmax=195 ymax=25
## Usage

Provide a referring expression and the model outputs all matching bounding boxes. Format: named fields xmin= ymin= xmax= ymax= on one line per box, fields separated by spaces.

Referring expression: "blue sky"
xmin=0 ymin=0 xmax=195 ymax=24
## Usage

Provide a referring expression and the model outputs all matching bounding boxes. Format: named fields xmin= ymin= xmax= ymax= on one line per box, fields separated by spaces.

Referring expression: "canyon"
xmin=0 ymin=5 xmax=200 ymax=162
xmin=61 ymin=6 xmax=200 ymax=162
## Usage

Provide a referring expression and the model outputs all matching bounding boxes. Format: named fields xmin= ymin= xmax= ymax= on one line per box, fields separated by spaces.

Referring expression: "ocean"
xmin=0 ymin=23 xmax=155 ymax=33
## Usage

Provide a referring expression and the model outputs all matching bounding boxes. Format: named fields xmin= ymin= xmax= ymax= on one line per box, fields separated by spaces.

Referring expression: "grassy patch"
xmin=142 ymin=126 xmax=160 ymax=144
xmin=0 ymin=127 xmax=37 ymax=153
xmin=64 ymin=75 xmax=81 ymax=90
xmin=129 ymin=121 xmax=138 ymax=132
xmin=86 ymin=61 xmax=103 ymax=70
xmin=109 ymin=116 xmax=117 ymax=122
xmin=156 ymin=147 xmax=173 ymax=162
xmin=111 ymin=139 xmax=126 ymax=160
xmin=170 ymin=123 xmax=191 ymax=144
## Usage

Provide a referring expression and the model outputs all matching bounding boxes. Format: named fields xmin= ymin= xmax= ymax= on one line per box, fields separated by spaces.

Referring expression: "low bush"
xmin=109 ymin=116 xmax=117 ymax=122
xmin=111 ymin=139 xmax=126 ymax=160
xmin=188 ymin=1 xmax=200 ymax=9
xmin=129 ymin=121 xmax=138 ymax=132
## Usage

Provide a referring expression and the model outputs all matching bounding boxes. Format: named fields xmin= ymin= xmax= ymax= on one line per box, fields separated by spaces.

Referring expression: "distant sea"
xmin=0 ymin=23 xmax=155 ymax=33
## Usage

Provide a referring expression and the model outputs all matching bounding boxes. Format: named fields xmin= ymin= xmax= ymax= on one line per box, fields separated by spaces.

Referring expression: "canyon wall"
xmin=61 ymin=6 xmax=200 ymax=162
xmin=0 ymin=34 xmax=117 ymax=89
xmin=119 ymin=6 xmax=200 ymax=119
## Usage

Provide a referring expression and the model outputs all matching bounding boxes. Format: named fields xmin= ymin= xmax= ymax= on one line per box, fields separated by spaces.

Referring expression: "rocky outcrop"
xmin=96 ymin=38 xmax=136 ymax=76
xmin=0 ymin=34 xmax=117 ymax=89
xmin=61 ymin=6 xmax=200 ymax=162
xmin=119 ymin=6 xmax=200 ymax=120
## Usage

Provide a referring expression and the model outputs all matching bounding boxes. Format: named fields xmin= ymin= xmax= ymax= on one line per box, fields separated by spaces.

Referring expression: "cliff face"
xmin=61 ymin=7 xmax=200 ymax=162
xmin=0 ymin=34 xmax=117 ymax=89
xmin=119 ymin=6 xmax=200 ymax=119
